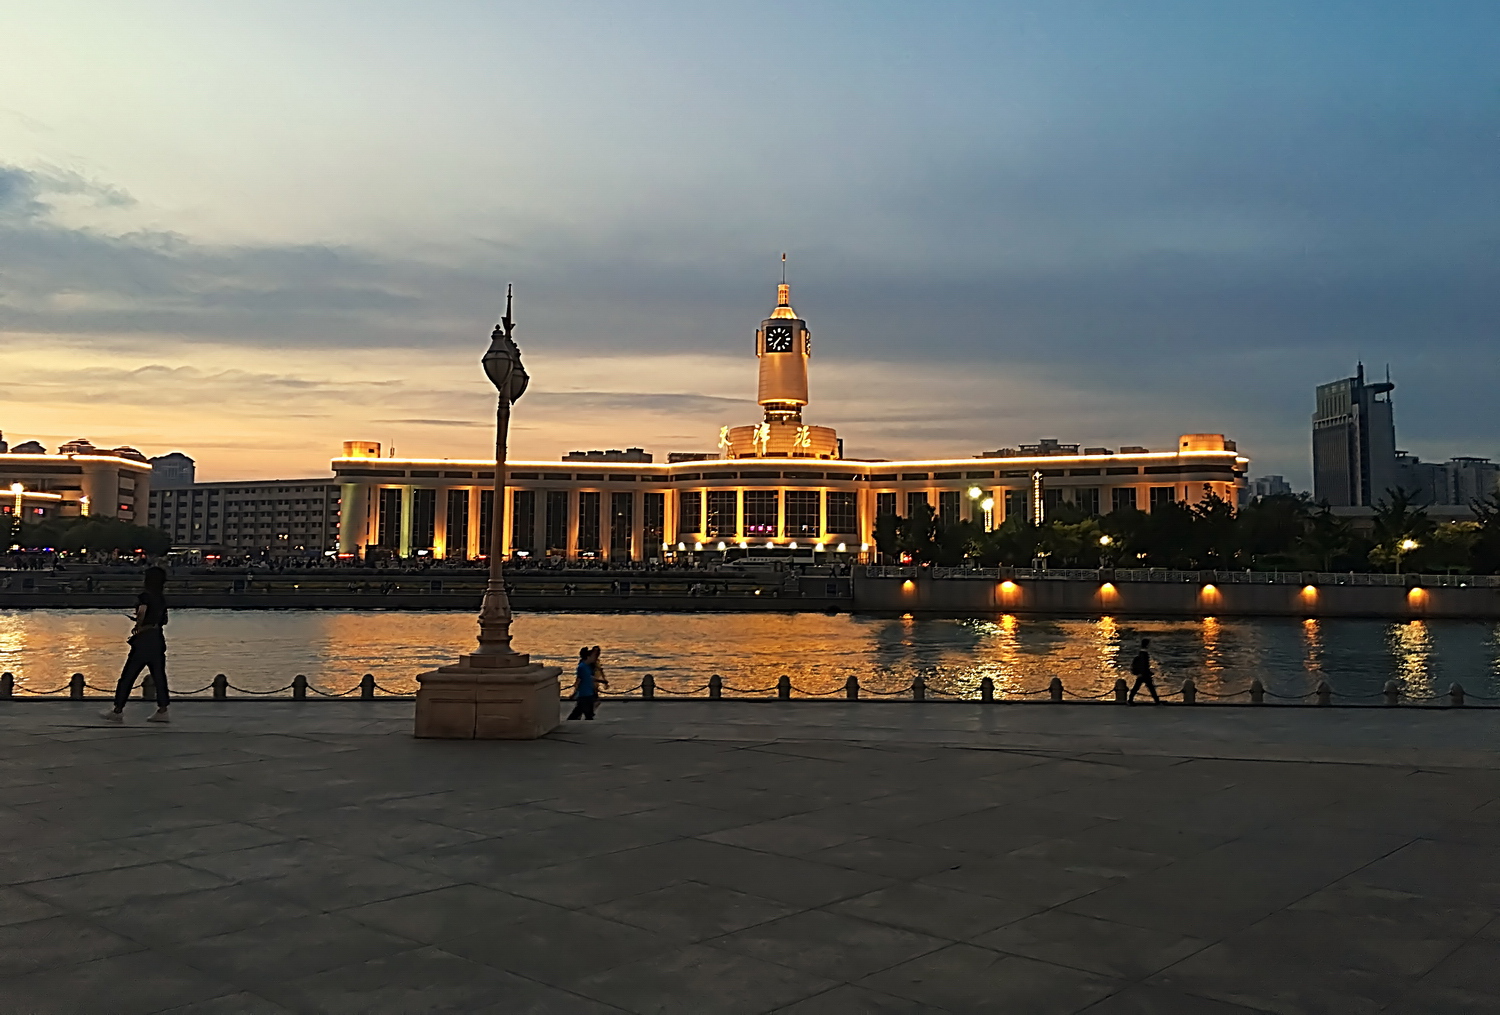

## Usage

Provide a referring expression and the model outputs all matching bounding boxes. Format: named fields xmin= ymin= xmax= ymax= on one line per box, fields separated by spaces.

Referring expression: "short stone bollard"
xmin=980 ymin=676 xmax=994 ymax=703
xmin=139 ymin=674 xmax=155 ymax=700
xmin=0 ymin=671 xmax=13 ymax=699
xmin=1450 ymin=683 xmax=1466 ymax=707
xmin=846 ymin=675 xmax=860 ymax=700
xmin=1316 ymin=679 xmax=1332 ymax=706
xmin=641 ymin=673 xmax=656 ymax=699
xmin=70 ymin=672 xmax=85 ymax=700
xmin=1249 ymin=678 xmax=1264 ymax=704
xmin=912 ymin=675 xmax=926 ymax=702
xmin=359 ymin=673 xmax=375 ymax=699
xmin=213 ymin=673 xmax=228 ymax=699
xmin=1383 ymin=679 xmax=1400 ymax=706
xmin=1181 ymin=677 xmax=1197 ymax=705
xmin=1113 ymin=677 xmax=1128 ymax=704
xmin=709 ymin=674 xmax=722 ymax=699
xmin=292 ymin=674 xmax=308 ymax=700
xmin=1048 ymin=676 xmax=1063 ymax=703
xmin=777 ymin=675 xmax=791 ymax=700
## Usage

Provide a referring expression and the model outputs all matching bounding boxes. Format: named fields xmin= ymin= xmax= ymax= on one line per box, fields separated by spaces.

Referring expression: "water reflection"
xmin=2 ymin=609 xmax=1499 ymax=701
xmin=1388 ymin=620 xmax=1435 ymax=697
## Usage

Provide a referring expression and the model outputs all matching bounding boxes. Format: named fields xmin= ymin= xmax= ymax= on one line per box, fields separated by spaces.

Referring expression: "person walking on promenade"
xmin=1127 ymin=637 xmax=1160 ymax=704
xmin=100 ymin=566 xmax=172 ymax=723
xmin=568 ymin=646 xmax=603 ymax=720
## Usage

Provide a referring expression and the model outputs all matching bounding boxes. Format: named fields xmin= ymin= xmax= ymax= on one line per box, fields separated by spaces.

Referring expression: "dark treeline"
xmin=6 ymin=516 xmax=172 ymax=557
xmin=876 ymin=491 xmax=1500 ymax=574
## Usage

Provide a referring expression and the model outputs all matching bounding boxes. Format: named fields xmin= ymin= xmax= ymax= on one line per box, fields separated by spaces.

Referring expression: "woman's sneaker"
xmin=99 ymin=709 xmax=123 ymax=723
xmin=147 ymin=709 xmax=170 ymax=723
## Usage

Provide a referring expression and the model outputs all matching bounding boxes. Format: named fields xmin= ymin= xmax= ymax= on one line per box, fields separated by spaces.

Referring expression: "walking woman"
xmin=100 ymin=566 xmax=171 ymax=723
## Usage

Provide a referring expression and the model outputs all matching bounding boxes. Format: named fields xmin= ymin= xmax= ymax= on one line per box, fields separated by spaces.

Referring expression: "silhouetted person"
xmin=568 ymin=646 xmax=600 ymax=720
xmin=1128 ymin=638 xmax=1160 ymax=704
xmin=101 ymin=566 xmax=171 ymax=723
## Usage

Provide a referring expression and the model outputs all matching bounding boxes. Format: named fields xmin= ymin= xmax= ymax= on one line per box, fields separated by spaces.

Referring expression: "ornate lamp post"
xmin=413 ymin=287 xmax=562 ymax=739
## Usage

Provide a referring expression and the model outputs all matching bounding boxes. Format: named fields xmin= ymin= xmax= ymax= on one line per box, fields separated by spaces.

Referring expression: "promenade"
xmin=1 ymin=702 xmax=1497 ymax=1013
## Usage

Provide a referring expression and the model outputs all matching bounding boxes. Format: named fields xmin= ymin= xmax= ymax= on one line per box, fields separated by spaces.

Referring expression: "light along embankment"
xmin=3 ymin=565 xmax=1498 ymax=618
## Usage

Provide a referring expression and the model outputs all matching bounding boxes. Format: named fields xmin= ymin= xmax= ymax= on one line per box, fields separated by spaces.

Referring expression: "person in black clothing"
xmin=1128 ymin=637 xmax=1160 ymax=704
xmin=101 ymin=566 xmax=172 ymax=723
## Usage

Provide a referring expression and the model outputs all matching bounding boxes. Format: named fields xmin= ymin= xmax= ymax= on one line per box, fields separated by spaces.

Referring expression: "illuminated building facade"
xmin=0 ymin=436 xmax=151 ymax=527
xmin=334 ymin=278 xmax=1249 ymax=561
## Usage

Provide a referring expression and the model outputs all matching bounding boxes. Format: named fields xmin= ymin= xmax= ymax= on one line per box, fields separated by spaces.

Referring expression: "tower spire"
xmin=777 ymin=253 xmax=790 ymax=308
xmin=500 ymin=283 xmax=514 ymax=337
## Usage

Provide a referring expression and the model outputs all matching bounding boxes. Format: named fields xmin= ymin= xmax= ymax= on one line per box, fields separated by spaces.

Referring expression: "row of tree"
xmin=876 ymin=490 xmax=1500 ymax=574
xmin=5 ymin=515 xmax=171 ymax=557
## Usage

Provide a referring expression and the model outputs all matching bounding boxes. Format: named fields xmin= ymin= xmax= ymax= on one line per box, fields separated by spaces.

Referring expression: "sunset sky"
xmin=3 ymin=2 xmax=1496 ymax=484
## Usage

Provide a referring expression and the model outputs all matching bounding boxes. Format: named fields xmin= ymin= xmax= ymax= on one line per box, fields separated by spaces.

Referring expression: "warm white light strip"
xmin=0 ymin=454 xmax=151 ymax=469
xmin=333 ymin=450 xmax=1246 ymax=471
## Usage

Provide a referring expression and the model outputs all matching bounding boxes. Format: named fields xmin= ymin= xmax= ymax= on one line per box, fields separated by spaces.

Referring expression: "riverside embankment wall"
xmin=852 ymin=574 xmax=1500 ymax=619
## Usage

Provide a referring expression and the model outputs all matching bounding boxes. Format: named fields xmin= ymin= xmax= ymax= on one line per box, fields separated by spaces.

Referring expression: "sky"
xmin=2 ymin=1 xmax=1496 ymax=484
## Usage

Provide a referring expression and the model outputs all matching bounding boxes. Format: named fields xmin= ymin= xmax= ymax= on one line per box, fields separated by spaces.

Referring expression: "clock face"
xmin=765 ymin=324 xmax=794 ymax=353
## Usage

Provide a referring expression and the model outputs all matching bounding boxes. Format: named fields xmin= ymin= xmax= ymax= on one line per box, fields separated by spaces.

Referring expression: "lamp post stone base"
xmin=414 ymin=653 xmax=561 ymax=740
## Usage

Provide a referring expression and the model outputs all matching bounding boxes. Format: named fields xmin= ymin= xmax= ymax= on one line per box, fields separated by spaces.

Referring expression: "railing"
xmin=873 ymin=566 xmax=1500 ymax=588
xmin=5 ymin=669 xmax=1495 ymax=707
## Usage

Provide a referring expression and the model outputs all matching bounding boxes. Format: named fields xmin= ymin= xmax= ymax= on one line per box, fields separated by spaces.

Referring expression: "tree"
xmin=1190 ymin=490 xmax=1239 ymax=569
xmin=1472 ymin=493 xmax=1500 ymax=574
xmin=16 ymin=517 xmax=170 ymax=557
xmin=1298 ymin=503 xmax=1360 ymax=572
xmin=1239 ymin=493 xmax=1312 ymax=569
xmin=1368 ymin=488 xmax=1436 ymax=572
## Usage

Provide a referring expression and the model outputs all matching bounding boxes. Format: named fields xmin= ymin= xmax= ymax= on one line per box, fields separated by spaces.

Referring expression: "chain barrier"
xmin=2 ymin=670 xmax=1496 ymax=704
xmin=788 ymin=684 xmax=848 ymax=697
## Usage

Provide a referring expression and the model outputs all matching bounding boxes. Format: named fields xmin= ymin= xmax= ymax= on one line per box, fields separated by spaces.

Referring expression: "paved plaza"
xmin=1 ymin=701 xmax=1498 ymax=1013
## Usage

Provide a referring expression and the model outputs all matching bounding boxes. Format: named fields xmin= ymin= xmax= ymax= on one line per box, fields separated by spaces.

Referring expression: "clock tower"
xmin=756 ymin=258 xmax=810 ymax=423
xmin=721 ymin=257 xmax=840 ymax=460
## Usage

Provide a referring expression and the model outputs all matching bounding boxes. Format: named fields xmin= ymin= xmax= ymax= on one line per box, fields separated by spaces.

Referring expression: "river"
xmin=3 ymin=609 xmax=1499 ymax=702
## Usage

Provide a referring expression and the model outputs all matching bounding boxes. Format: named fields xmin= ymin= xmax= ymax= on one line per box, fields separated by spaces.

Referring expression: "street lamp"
xmin=980 ymin=497 xmax=994 ymax=531
xmin=1396 ymin=537 xmax=1419 ymax=575
xmin=413 ymin=286 xmax=562 ymax=740
xmin=1098 ymin=533 xmax=1113 ymax=567
xmin=966 ymin=488 xmax=990 ymax=530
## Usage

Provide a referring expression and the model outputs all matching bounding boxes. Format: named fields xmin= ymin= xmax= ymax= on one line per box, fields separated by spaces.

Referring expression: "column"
xmin=338 ymin=481 xmax=369 ymax=555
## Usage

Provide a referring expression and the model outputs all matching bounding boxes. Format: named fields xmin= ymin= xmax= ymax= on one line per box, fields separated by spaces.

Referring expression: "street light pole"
xmin=413 ymin=286 xmax=561 ymax=740
xmin=474 ymin=288 xmax=526 ymax=658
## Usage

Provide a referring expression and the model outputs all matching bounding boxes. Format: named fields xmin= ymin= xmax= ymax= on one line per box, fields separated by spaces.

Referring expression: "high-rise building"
xmin=1249 ymin=475 xmax=1293 ymax=499
xmin=149 ymin=452 xmax=196 ymax=488
xmin=1312 ymin=364 xmax=1397 ymax=507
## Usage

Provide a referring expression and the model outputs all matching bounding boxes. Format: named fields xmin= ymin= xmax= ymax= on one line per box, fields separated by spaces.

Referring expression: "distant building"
xmin=563 ymin=448 xmax=653 ymax=463
xmin=0 ymin=436 xmax=151 ymax=525
xmin=150 ymin=452 xmax=196 ymax=488
xmin=145 ymin=478 xmax=341 ymax=558
xmin=1249 ymin=475 xmax=1293 ymax=499
xmin=1313 ymin=364 xmax=1397 ymax=507
xmin=1445 ymin=457 xmax=1499 ymax=507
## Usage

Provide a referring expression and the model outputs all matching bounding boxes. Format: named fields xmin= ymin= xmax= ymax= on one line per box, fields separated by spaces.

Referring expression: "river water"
xmin=3 ymin=609 xmax=1499 ymax=702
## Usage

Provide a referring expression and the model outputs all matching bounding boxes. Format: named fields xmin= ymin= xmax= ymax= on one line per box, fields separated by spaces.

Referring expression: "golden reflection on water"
xmin=1388 ymin=620 xmax=1434 ymax=697
xmin=1302 ymin=618 xmax=1324 ymax=677
xmin=1201 ymin=616 xmax=1223 ymax=679
xmin=1 ymin=609 xmax=1498 ymax=700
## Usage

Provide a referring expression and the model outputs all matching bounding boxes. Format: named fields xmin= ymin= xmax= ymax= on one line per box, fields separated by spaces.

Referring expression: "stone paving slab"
xmin=0 ymin=701 xmax=1497 ymax=1013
